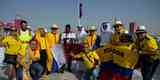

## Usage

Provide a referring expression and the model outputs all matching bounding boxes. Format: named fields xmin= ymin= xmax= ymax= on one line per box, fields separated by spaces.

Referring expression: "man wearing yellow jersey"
xmin=112 ymin=33 xmax=138 ymax=80
xmin=47 ymin=24 xmax=60 ymax=48
xmin=86 ymin=25 xmax=101 ymax=50
xmin=2 ymin=28 xmax=21 ymax=80
xmin=135 ymin=26 xmax=159 ymax=80
xmin=71 ymin=38 xmax=100 ymax=80
xmin=47 ymin=24 xmax=60 ymax=72
xmin=99 ymin=21 xmax=126 ymax=80
xmin=28 ymin=38 xmax=43 ymax=80
xmin=111 ymin=21 xmax=125 ymax=45
xmin=35 ymin=27 xmax=53 ymax=75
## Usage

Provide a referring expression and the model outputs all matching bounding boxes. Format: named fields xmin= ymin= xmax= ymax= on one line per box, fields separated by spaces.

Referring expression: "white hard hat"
xmin=44 ymin=28 xmax=48 ymax=32
xmin=136 ymin=25 xmax=147 ymax=33
xmin=89 ymin=25 xmax=96 ymax=30
xmin=124 ymin=30 xmax=129 ymax=34
xmin=51 ymin=24 xmax=59 ymax=28
xmin=113 ymin=21 xmax=123 ymax=28
xmin=115 ymin=21 xmax=122 ymax=25
xmin=139 ymin=25 xmax=146 ymax=30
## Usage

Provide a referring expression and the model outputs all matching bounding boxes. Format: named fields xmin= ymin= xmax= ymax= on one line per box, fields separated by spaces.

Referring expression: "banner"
xmin=96 ymin=44 xmax=113 ymax=62
xmin=112 ymin=45 xmax=138 ymax=69
xmin=96 ymin=44 xmax=138 ymax=69
xmin=52 ymin=44 xmax=66 ymax=69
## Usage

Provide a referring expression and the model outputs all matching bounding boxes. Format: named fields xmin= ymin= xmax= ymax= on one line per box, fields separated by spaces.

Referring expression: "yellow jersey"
xmin=47 ymin=32 xmax=59 ymax=48
xmin=74 ymin=51 xmax=100 ymax=69
xmin=111 ymin=29 xmax=125 ymax=44
xmin=111 ymin=32 xmax=124 ymax=45
xmin=35 ymin=33 xmax=53 ymax=72
xmin=139 ymin=34 xmax=159 ymax=59
xmin=2 ymin=36 xmax=21 ymax=55
xmin=29 ymin=48 xmax=40 ymax=64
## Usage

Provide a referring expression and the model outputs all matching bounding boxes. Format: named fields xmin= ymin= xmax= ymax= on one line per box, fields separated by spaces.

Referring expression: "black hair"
xmin=65 ymin=24 xmax=71 ymax=28
xmin=20 ymin=20 xmax=27 ymax=25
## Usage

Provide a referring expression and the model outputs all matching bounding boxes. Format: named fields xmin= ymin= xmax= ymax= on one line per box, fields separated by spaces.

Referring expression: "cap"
xmin=115 ymin=21 xmax=122 ymax=25
xmin=88 ymin=25 xmax=96 ymax=30
xmin=136 ymin=25 xmax=147 ymax=33
xmin=113 ymin=21 xmax=123 ymax=28
xmin=124 ymin=30 xmax=129 ymax=34
xmin=139 ymin=25 xmax=146 ymax=30
xmin=51 ymin=24 xmax=59 ymax=29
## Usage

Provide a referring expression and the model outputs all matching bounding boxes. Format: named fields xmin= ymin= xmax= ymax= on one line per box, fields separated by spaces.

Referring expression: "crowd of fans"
xmin=0 ymin=19 xmax=159 ymax=80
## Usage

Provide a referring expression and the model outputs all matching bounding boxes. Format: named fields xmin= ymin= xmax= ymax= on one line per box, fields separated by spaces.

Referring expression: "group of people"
xmin=0 ymin=19 xmax=159 ymax=80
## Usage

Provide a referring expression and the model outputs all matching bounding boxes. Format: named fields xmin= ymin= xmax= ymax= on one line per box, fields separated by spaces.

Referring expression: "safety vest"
xmin=19 ymin=30 xmax=32 ymax=42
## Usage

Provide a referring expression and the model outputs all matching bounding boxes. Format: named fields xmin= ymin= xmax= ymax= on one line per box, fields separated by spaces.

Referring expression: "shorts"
xmin=4 ymin=54 xmax=17 ymax=65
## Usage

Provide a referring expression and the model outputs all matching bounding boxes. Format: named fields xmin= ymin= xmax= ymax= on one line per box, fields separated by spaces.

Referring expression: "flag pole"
xmin=78 ymin=0 xmax=82 ymax=26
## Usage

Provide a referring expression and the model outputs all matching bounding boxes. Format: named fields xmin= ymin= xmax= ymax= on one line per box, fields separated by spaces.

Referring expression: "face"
xmin=65 ymin=27 xmax=71 ymax=32
xmin=102 ymin=23 xmax=108 ymax=30
xmin=88 ymin=30 xmax=95 ymax=36
xmin=21 ymin=22 xmax=27 ymax=30
xmin=137 ymin=33 xmax=146 ymax=40
xmin=30 ymin=40 xmax=37 ymax=49
xmin=51 ymin=28 xmax=58 ymax=34
xmin=115 ymin=25 xmax=123 ymax=33
xmin=39 ymin=29 xmax=45 ymax=36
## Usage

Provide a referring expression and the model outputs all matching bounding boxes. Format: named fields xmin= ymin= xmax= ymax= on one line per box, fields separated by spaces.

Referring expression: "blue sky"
xmin=0 ymin=0 xmax=160 ymax=32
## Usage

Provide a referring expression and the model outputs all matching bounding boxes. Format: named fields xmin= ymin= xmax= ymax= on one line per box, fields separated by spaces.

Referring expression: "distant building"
xmin=129 ymin=22 xmax=138 ymax=33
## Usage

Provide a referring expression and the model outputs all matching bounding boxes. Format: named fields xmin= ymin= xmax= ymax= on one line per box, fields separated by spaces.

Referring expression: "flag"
xmin=79 ymin=2 xmax=83 ymax=19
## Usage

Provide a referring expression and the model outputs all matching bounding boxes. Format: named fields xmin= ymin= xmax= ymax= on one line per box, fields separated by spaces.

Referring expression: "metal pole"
xmin=78 ymin=0 xmax=81 ymax=26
